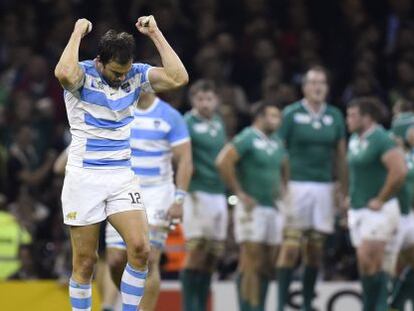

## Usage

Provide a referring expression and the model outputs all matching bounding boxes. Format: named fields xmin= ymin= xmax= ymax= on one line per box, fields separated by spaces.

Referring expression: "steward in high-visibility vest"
xmin=0 ymin=211 xmax=31 ymax=280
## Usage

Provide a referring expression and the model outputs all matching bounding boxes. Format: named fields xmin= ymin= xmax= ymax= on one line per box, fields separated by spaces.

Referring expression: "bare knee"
xmin=73 ymin=250 xmax=98 ymax=282
xmin=127 ymin=237 xmax=151 ymax=268
xmin=357 ymin=242 xmax=384 ymax=275
xmin=303 ymin=231 xmax=325 ymax=267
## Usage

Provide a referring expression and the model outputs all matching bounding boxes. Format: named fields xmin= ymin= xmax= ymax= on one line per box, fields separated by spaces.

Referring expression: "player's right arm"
xmin=216 ymin=144 xmax=256 ymax=210
xmin=54 ymin=19 xmax=92 ymax=91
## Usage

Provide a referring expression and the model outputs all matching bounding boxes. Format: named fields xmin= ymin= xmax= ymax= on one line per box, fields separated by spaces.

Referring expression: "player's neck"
xmin=359 ymin=122 xmax=377 ymax=137
xmin=303 ymin=98 xmax=324 ymax=114
xmin=253 ymin=123 xmax=270 ymax=137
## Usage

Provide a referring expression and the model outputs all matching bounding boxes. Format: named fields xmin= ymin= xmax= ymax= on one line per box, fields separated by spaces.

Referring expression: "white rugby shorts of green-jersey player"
xmin=231 ymin=127 xmax=287 ymax=245
xmin=386 ymin=151 xmax=414 ymax=269
xmin=183 ymin=112 xmax=228 ymax=242
xmin=279 ymin=100 xmax=346 ymax=233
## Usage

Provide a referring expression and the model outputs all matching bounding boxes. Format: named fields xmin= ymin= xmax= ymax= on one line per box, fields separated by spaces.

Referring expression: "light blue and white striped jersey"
xmin=130 ymin=97 xmax=190 ymax=186
xmin=64 ymin=60 xmax=153 ymax=169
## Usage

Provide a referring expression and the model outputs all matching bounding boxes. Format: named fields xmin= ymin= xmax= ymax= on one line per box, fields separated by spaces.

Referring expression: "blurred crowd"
xmin=1 ymin=0 xmax=414 ymax=281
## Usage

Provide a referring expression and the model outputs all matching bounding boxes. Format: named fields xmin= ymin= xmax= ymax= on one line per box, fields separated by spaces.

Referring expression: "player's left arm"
xmin=370 ymin=148 xmax=407 ymax=209
xmin=336 ymin=138 xmax=348 ymax=201
xmin=135 ymin=15 xmax=189 ymax=92
xmin=166 ymin=141 xmax=192 ymax=222
xmin=406 ymin=126 xmax=414 ymax=148
xmin=281 ymin=156 xmax=290 ymax=196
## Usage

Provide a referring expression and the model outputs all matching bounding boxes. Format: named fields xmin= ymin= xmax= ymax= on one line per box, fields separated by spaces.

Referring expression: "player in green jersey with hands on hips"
xmin=181 ymin=80 xmax=228 ymax=311
xmin=216 ymin=103 xmax=288 ymax=311
xmin=347 ymin=97 xmax=407 ymax=311
xmin=276 ymin=66 xmax=347 ymax=311
xmin=388 ymin=99 xmax=414 ymax=310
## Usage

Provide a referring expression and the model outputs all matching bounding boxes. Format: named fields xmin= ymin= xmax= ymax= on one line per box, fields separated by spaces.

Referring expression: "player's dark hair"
xmin=302 ymin=65 xmax=330 ymax=85
xmin=98 ymin=30 xmax=135 ymax=65
xmin=397 ymin=98 xmax=414 ymax=112
xmin=189 ymin=79 xmax=217 ymax=98
xmin=251 ymin=102 xmax=280 ymax=119
xmin=348 ymin=97 xmax=388 ymax=122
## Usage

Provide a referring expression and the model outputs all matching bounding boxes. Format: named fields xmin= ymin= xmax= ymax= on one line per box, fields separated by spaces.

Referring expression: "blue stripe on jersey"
xmin=131 ymin=149 xmax=165 ymax=157
xmin=81 ymin=62 xmax=100 ymax=78
xmin=85 ymin=113 xmax=133 ymax=129
xmin=131 ymin=128 xmax=167 ymax=140
xmin=86 ymin=138 xmax=130 ymax=151
xmin=132 ymin=167 xmax=160 ymax=176
xmin=83 ymin=159 xmax=131 ymax=167
xmin=80 ymin=87 xmax=139 ymax=111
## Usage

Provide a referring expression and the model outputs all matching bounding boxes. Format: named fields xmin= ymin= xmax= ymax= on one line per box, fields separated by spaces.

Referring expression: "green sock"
xmin=375 ymin=272 xmax=389 ymax=311
xmin=361 ymin=273 xmax=383 ymax=311
xmin=197 ymin=271 xmax=212 ymax=311
xmin=277 ymin=268 xmax=293 ymax=311
xmin=180 ymin=269 xmax=198 ymax=311
xmin=406 ymin=268 xmax=414 ymax=308
xmin=302 ymin=266 xmax=318 ymax=311
xmin=391 ymin=268 xmax=414 ymax=310
xmin=258 ymin=276 xmax=269 ymax=311
xmin=236 ymin=274 xmax=251 ymax=311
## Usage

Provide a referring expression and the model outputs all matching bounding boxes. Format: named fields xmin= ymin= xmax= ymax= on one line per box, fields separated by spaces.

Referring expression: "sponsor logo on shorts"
xmin=66 ymin=212 xmax=77 ymax=220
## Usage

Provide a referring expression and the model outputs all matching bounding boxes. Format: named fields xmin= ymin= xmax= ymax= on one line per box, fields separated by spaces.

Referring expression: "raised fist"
xmin=74 ymin=18 xmax=92 ymax=38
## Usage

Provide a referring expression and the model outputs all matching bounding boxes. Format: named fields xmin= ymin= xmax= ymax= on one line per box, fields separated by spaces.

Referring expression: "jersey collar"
xmin=301 ymin=99 xmax=326 ymax=119
xmin=136 ymin=97 xmax=159 ymax=114
xmin=359 ymin=124 xmax=378 ymax=139
xmin=252 ymin=126 xmax=272 ymax=142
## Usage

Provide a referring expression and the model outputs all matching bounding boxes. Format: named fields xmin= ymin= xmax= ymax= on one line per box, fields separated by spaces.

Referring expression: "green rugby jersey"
xmin=185 ymin=111 xmax=226 ymax=194
xmin=278 ymin=100 xmax=345 ymax=182
xmin=397 ymin=151 xmax=414 ymax=215
xmin=347 ymin=126 xmax=396 ymax=209
xmin=391 ymin=112 xmax=414 ymax=143
xmin=232 ymin=126 xmax=287 ymax=206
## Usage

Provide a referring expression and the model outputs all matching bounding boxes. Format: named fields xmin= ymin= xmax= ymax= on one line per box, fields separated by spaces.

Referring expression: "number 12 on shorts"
xmin=129 ymin=192 xmax=142 ymax=204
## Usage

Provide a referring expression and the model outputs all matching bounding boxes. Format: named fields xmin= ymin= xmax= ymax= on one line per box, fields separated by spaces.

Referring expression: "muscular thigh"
xmin=70 ymin=223 xmax=101 ymax=257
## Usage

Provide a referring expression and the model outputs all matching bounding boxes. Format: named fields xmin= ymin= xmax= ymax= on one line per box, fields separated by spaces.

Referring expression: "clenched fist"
xmin=135 ymin=15 xmax=159 ymax=36
xmin=73 ymin=18 xmax=92 ymax=38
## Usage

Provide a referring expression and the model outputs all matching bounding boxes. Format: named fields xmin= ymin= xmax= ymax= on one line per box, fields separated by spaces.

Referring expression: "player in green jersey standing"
xmin=391 ymin=99 xmax=414 ymax=147
xmin=347 ymin=97 xmax=407 ymax=311
xmin=389 ymin=99 xmax=414 ymax=310
xmin=276 ymin=66 xmax=347 ymax=311
xmin=181 ymin=80 xmax=228 ymax=311
xmin=216 ymin=103 xmax=288 ymax=311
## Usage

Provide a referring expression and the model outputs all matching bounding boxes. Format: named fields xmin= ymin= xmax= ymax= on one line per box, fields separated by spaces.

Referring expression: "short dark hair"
xmin=396 ymin=98 xmax=414 ymax=112
xmin=189 ymin=79 xmax=217 ymax=98
xmin=302 ymin=65 xmax=329 ymax=85
xmin=98 ymin=30 xmax=135 ymax=65
xmin=348 ymin=97 xmax=388 ymax=122
xmin=251 ymin=102 xmax=280 ymax=119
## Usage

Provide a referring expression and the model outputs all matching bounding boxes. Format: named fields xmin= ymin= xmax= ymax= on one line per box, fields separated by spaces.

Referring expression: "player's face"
xmin=263 ymin=106 xmax=281 ymax=133
xmin=346 ymin=106 xmax=362 ymax=133
xmin=100 ymin=60 xmax=132 ymax=88
xmin=303 ymin=71 xmax=328 ymax=104
xmin=191 ymin=90 xmax=218 ymax=118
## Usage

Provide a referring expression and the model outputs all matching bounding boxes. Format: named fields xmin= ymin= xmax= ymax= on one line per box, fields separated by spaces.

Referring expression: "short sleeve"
xmin=132 ymin=63 xmax=154 ymax=93
xmin=379 ymin=132 xmax=397 ymax=156
xmin=335 ymin=110 xmax=346 ymax=140
xmin=64 ymin=62 xmax=86 ymax=93
xmin=278 ymin=109 xmax=293 ymax=142
xmin=167 ymin=110 xmax=190 ymax=146
xmin=232 ymin=130 xmax=251 ymax=157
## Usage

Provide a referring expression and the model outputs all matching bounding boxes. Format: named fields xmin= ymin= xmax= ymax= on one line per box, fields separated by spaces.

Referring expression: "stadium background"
xmin=0 ymin=0 xmax=413 ymax=309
